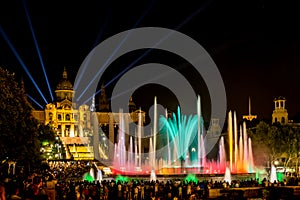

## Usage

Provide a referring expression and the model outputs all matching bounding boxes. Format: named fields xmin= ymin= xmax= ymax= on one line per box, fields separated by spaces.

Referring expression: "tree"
xmin=249 ymin=121 xmax=300 ymax=174
xmin=38 ymin=124 xmax=56 ymax=145
xmin=38 ymin=123 xmax=66 ymax=160
xmin=249 ymin=121 xmax=283 ymax=167
xmin=279 ymin=125 xmax=297 ymax=173
xmin=0 ymin=67 xmax=41 ymax=172
xmin=248 ymin=121 xmax=271 ymax=167
xmin=294 ymin=127 xmax=300 ymax=176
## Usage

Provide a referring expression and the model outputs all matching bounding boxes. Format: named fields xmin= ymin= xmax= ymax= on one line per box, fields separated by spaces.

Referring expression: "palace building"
xmin=32 ymin=67 xmax=145 ymax=161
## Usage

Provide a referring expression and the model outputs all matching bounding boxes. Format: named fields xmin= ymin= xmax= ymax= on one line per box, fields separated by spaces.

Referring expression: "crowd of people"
xmin=1 ymin=161 xmax=300 ymax=200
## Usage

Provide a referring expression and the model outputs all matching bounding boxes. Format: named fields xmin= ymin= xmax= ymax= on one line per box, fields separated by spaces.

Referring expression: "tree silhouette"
xmin=0 ymin=67 xmax=41 ymax=172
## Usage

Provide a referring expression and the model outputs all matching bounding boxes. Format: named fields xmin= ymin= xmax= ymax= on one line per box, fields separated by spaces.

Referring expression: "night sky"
xmin=1 ymin=0 xmax=300 ymax=126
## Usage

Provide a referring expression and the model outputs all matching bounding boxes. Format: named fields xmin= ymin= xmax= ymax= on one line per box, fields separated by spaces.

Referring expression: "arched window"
xmin=49 ymin=112 xmax=53 ymax=121
xmin=274 ymin=117 xmax=277 ymax=123
xmin=281 ymin=117 xmax=285 ymax=124
xmin=66 ymin=114 xmax=70 ymax=121
xmin=276 ymin=102 xmax=279 ymax=108
xmin=280 ymin=101 xmax=283 ymax=108
xmin=58 ymin=114 xmax=62 ymax=121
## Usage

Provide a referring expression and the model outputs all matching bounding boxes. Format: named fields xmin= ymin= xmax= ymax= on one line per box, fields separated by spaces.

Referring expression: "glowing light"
xmin=0 ymin=26 xmax=48 ymax=104
xmin=22 ymin=0 xmax=54 ymax=101
xmin=277 ymin=172 xmax=283 ymax=182
xmin=83 ymin=172 xmax=94 ymax=183
xmin=115 ymin=175 xmax=129 ymax=184
xmin=184 ymin=174 xmax=199 ymax=184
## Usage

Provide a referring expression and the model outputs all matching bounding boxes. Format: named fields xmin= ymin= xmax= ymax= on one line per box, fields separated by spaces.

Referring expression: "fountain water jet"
xmin=111 ymin=96 xmax=255 ymax=175
xmin=224 ymin=167 xmax=231 ymax=184
xmin=270 ymin=164 xmax=277 ymax=183
xmin=227 ymin=112 xmax=255 ymax=173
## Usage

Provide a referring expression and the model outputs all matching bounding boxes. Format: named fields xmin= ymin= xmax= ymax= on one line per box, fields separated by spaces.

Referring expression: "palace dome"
xmin=56 ymin=79 xmax=73 ymax=90
xmin=56 ymin=67 xmax=73 ymax=90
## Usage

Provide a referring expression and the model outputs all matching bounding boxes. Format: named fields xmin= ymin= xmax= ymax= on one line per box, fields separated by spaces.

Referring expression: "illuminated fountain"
xmin=111 ymin=96 xmax=255 ymax=175
xmin=227 ymin=111 xmax=255 ymax=173
xmin=270 ymin=164 xmax=277 ymax=183
xmin=112 ymin=110 xmax=151 ymax=174
xmin=224 ymin=167 xmax=231 ymax=184
xmin=159 ymin=106 xmax=198 ymax=173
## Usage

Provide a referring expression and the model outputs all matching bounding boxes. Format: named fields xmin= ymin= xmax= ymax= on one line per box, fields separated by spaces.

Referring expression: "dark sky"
xmin=1 ymin=0 xmax=300 ymax=125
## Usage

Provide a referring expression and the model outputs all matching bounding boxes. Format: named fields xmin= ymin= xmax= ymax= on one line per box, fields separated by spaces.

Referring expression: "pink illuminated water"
xmin=112 ymin=96 xmax=255 ymax=175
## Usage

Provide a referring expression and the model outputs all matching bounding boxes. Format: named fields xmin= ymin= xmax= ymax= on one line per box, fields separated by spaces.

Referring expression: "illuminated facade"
xmin=32 ymin=67 xmax=145 ymax=160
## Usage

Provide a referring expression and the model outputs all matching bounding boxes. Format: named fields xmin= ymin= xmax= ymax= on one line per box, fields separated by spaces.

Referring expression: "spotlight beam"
xmin=81 ymin=0 xmax=212 ymax=104
xmin=174 ymin=0 xmax=213 ymax=30
xmin=74 ymin=8 xmax=112 ymax=91
xmin=81 ymin=64 xmax=171 ymax=105
xmin=108 ymin=68 xmax=174 ymax=102
xmin=26 ymin=94 xmax=43 ymax=109
xmin=0 ymin=26 xmax=48 ymax=104
xmin=22 ymin=0 xmax=54 ymax=101
xmin=76 ymin=0 xmax=156 ymax=101
xmin=93 ymin=8 xmax=112 ymax=49
xmin=74 ymin=9 xmax=111 ymax=90
xmin=83 ymin=66 xmax=159 ymax=105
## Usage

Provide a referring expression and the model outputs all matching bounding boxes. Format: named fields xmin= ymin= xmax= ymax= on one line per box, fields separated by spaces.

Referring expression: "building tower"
xmin=272 ymin=96 xmax=288 ymax=124
xmin=55 ymin=66 xmax=74 ymax=102
xmin=243 ymin=97 xmax=257 ymax=121
xmin=99 ymin=83 xmax=110 ymax=112
xmin=128 ymin=96 xmax=137 ymax=113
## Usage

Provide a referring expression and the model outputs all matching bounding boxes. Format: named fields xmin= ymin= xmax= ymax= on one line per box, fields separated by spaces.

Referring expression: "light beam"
xmin=74 ymin=9 xmax=112 ymax=91
xmin=89 ymin=1 xmax=213 ymax=104
xmin=22 ymin=0 xmax=54 ymax=101
xmin=0 ymin=26 xmax=48 ymax=104
xmin=76 ymin=0 xmax=156 ymax=102
xmin=26 ymin=94 xmax=43 ymax=109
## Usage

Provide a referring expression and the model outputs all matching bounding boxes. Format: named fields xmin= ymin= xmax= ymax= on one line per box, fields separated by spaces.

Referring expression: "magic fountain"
xmin=110 ymin=96 xmax=255 ymax=175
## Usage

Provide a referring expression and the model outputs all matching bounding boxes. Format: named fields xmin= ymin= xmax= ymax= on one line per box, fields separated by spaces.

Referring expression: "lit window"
xmin=66 ymin=114 xmax=70 ymax=121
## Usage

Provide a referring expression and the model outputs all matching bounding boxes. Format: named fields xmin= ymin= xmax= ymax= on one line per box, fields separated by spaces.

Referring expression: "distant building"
xmin=272 ymin=96 xmax=288 ymax=124
xmin=32 ymin=67 xmax=145 ymax=161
